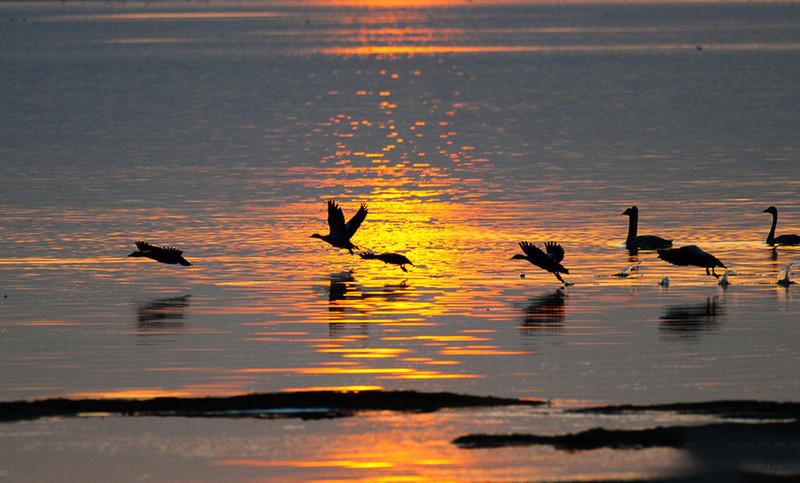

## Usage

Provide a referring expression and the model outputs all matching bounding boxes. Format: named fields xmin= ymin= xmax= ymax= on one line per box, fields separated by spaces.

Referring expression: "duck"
xmin=128 ymin=241 xmax=191 ymax=266
xmin=657 ymin=245 xmax=725 ymax=278
xmin=359 ymin=251 xmax=414 ymax=272
xmin=764 ymin=206 xmax=800 ymax=246
xmin=311 ymin=200 xmax=368 ymax=254
xmin=622 ymin=206 xmax=672 ymax=250
xmin=511 ymin=241 xmax=570 ymax=284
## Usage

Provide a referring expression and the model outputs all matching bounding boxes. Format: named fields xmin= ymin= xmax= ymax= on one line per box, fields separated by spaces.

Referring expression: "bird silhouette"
xmin=359 ymin=251 xmax=414 ymax=272
xmin=128 ymin=241 xmax=191 ymax=266
xmin=657 ymin=245 xmax=725 ymax=278
xmin=622 ymin=206 xmax=672 ymax=250
xmin=764 ymin=206 xmax=800 ymax=246
xmin=512 ymin=241 xmax=570 ymax=284
xmin=310 ymin=200 xmax=368 ymax=254
xmin=777 ymin=260 xmax=798 ymax=287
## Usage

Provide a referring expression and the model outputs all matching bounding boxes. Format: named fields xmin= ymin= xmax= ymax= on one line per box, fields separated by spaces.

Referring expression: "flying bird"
xmin=657 ymin=245 xmax=725 ymax=278
xmin=128 ymin=241 xmax=191 ymax=266
xmin=622 ymin=206 xmax=672 ymax=250
xmin=310 ymin=200 xmax=368 ymax=254
xmin=512 ymin=241 xmax=570 ymax=284
xmin=764 ymin=206 xmax=800 ymax=246
xmin=359 ymin=251 xmax=414 ymax=272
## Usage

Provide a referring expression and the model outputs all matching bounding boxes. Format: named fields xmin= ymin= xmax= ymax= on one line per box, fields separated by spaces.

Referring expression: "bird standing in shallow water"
xmin=128 ymin=241 xmax=191 ymax=266
xmin=764 ymin=206 xmax=800 ymax=246
xmin=359 ymin=252 xmax=414 ymax=272
xmin=310 ymin=200 xmax=368 ymax=255
xmin=512 ymin=241 xmax=570 ymax=285
xmin=622 ymin=206 xmax=672 ymax=250
xmin=657 ymin=245 xmax=725 ymax=278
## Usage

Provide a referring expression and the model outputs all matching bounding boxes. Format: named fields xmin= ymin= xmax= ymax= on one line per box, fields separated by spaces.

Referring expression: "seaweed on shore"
xmin=0 ymin=390 xmax=543 ymax=423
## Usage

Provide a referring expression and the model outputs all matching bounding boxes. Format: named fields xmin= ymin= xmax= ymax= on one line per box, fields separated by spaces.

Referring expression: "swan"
xmin=622 ymin=206 xmax=673 ymax=250
xmin=764 ymin=206 xmax=800 ymax=246
xmin=311 ymin=200 xmax=368 ymax=254
xmin=657 ymin=245 xmax=726 ymax=278
xmin=128 ymin=241 xmax=191 ymax=266
xmin=359 ymin=251 xmax=414 ymax=272
xmin=512 ymin=241 xmax=570 ymax=284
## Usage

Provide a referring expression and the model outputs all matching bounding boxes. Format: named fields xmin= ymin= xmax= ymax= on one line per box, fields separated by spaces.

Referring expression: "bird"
xmin=310 ymin=200 xmax=368 ymax=254
xmin=622 ymin=206 xmax=672 ymax=250
xmin=777 ymin=260 xmax=798 ymax=287
xmin=613 ymin=262 xmax=640 ymax=278
xmin=359 ymin=251 xmax=414 ymax=272
xmin=717 ymin=269 xmax=737 ymax=287
xmin=657 ymin=245 xmax=726 ymax=278
xmin=511 ymin=241 xmax=570 ymax=284
xmin=658 ymin=276 xmax=670 ymax=287
xmin=128 ymin=241 xmax=191 ymax=266
xmin=763 ymin=206 xmax=800 ymax=246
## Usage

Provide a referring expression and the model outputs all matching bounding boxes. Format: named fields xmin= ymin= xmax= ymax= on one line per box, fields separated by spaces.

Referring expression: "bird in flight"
xmin=359 ymin=251 xmax=414 ymax=272
xmin=311 ymin=200 xmax=368 ymax=254
xmin=657 ymin=245 xmax=725 ymax=278
xmin=511 ymin=241 xmax=570 ymax=285
xmin=128 ymin=241 xmax=191 ymax=266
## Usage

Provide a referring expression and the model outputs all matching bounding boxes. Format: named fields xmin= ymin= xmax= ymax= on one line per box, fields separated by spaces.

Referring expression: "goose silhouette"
xmin=764 ymin=206 xmax=800 ymax=246
xmin=311 ymin=200 xmax=368 ymax=255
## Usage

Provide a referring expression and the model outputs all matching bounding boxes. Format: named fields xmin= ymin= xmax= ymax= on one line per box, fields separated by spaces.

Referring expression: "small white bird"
xmin=718 ymin=269 xmax=737 ymax=287
xmin=658 ymin=276 xmax=670 ymax=287
xmin=777 ymin=260 xmax=799 ymax=287
xmin=613 ymin=262 xmax=641 ymax=278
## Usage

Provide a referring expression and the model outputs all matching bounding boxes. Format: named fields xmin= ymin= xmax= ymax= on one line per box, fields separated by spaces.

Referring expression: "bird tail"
xmin=179 ymin=258 xmax=191 ymax=266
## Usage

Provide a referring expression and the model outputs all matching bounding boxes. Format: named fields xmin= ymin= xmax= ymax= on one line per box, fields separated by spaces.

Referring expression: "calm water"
xmin=1 ymin=0 xmax=800 ymax=480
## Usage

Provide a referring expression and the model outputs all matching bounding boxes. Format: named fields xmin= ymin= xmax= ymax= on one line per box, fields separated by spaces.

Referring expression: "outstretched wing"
xmin=346 ymin=203 xmax=368 ymax=238
xmin=519 ymin=241 xmax=546 ymax=260
xmin=135 ymin=240 xmax=155 ymax=253
xmin=162 ymin=246 xmax=184 ymax=256
xmin=544 ymin=241 xmax=565 ymax=263
xmin=327 ymin=200 xmax=347 ymax=238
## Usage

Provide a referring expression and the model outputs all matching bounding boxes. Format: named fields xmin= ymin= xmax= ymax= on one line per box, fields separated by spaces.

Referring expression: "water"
xmin=1 ymin=0 xmax=799 ymax=479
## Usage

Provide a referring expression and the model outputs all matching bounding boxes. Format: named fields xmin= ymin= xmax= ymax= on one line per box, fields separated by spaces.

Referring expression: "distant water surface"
xmin=1 ymin=0 xmax=799 ymax=406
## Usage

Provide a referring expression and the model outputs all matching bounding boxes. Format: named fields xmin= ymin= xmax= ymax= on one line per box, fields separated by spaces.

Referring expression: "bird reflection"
xmin=136 ymin=295 xmax=191 ymax=333
xmin=328 ymin=270 xmax=355 ymax=303
xmin=520 ymin=289 xmax=566 ymax=336
xmin=325 ymin=271 xmax=411 ymax=337
xmin=659 ymin=296 xmax=723 ymax=337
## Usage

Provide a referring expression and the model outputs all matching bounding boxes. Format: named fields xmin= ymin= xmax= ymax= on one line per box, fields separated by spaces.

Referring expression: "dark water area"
xmin=1 ymin=1 xmax=799 ymax=480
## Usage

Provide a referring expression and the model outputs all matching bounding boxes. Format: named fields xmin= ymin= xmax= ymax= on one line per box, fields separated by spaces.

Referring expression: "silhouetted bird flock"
xmin=129 ymin=203 xmax=800 ymax=287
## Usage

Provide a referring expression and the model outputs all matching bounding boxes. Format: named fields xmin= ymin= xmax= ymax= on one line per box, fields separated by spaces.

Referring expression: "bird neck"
xmin=767 ymin=212 xmax=777 ymax=245
xmin=626 ymin=213 xmax=638 ymax=243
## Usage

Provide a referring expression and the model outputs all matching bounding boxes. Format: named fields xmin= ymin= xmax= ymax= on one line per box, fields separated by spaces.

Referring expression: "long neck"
xmin=767 ymin=212 xmax=777 ymax=245
xmin=626 ymin=213 xmax=638 ymax=243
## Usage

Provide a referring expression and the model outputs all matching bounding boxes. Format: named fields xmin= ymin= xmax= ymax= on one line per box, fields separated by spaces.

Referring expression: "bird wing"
xmin=327 ymin=200 xmax=348 ymax=238
xmin=345 ymin=203 xmax=368 ymax=238
xmin=135 ymin=240 xmax=155 ymax=253
xmin=163 ymin=246 xmax=184 ymax=256
xmin=544 ymin=241 xmax=565 ymax=263
xmin=520 ymin=241 xmax=547 ymax=260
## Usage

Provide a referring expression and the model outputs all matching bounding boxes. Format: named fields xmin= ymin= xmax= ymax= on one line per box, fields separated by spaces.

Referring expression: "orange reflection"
xmin=281 ymin=385 xmax=384 ymax=392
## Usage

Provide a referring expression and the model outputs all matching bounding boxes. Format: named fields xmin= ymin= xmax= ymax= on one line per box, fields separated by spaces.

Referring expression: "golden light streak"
xmin=281 ymin=385 xmax=384 ymax=392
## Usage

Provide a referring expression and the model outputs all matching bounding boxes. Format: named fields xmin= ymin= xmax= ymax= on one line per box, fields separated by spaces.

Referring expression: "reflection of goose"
xmin=660 ymin=296 xmax=723 ymax=336
xmin=658 ymin=245 xmax=726 ymax=278
xmin=311 ymin=200 xmax=368 ymax=255
xmin=359 ymin=251 xmax=414 ymax=272
xmin=777 ymin=260 xmax=798 ymax=287
xmin=136 ymin=295 xmax=191 ymax=331
xmin=521 ymin=289 xmax=565 ymax=334
xmin=512 ymin=241 xmax=570 ymax=284
xmin=717 ymin=269 xmax=737 ymax=287
xmin=764 ymin=206 xmax=800 ymax=246
xmin=622 ymin=206 xmax=672 ymax=250
xmin=128 ymin=241 xmax=191 ymax=266
xmin=328 ymin=271 xmax=355 ymax=302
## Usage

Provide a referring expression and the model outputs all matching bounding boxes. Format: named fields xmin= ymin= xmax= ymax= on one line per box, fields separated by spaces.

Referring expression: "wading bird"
xmin=311 ymin=200 xmax=368 ymax=254
xmin=128 ymin=241 xmax=191 ymax=266
xmin=764 ymin=206 xmax=800 ymax=246
xmin=359 ymin=251 xmax=414 ymax=272
xmin=512 ymin=241 xmax=570 ymax=285
xmin=622 ymin=206 xmax=673 ymax=250
xmin=657 ymin=245 xmax=725 ymax=278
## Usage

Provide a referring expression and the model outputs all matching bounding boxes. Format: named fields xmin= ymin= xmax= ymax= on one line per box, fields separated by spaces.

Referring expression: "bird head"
xmin=511 ymin=254 xmax=527 ymax=260
xmin=310 ymin=233 xmax=323 ymax=239
xmin=763 ymin=206 xmax=777 ymax=214
xmin=128 ymin=251 xmax=144 ymax=257
xmin=622 ymin=206 xmax=638 ymax=216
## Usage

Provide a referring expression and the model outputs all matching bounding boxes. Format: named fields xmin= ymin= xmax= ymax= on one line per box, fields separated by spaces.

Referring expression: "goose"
xmin=777 ymin=260 xmax=798 ymax=287
xmin=311 ymin=200 xmax=368 ymax=254
xmin=512 ymin=241 xmax=570 ymax=284
xmin=657 ymin=245 xmax=725 ymax=278
xmin=128 ymin=241 xmax=191 ymax=266
xmin=717 ymin=269 xmax=737 ymax=287
xmin=359 ymin=251 xmax=414 ymax=272
xmin=764 ymin=206 xmax=800 ymax=246
xmin=622 ymin=206 xmax=673 ymax=250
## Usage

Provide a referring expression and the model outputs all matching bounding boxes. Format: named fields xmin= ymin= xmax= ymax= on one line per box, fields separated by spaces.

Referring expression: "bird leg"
xmin=400 ymin=265 xmax=408 ymax=273
xmin=554 ymin=272 xmax=566 ymax=284
xmin=708 ymin=267 xmax=720 ymax=279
